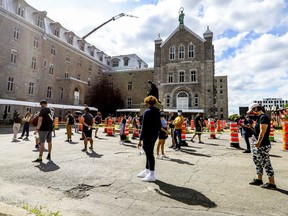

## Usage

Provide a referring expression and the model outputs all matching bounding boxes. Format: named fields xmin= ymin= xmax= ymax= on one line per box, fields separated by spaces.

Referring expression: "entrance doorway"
xmin=177 ymin=92 xmax=188 ymax=110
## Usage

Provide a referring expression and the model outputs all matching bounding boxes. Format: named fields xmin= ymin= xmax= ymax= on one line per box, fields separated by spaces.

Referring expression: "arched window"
xmin=112 ymin=58 xmax=120 ymax=67
xmin=169 ymin=46 xmax=175 ymax=60
xmin=177 ymin=92 xmax=189 ymax=110
xmin=166 ymin=95 xmax=171 ymax=107
xmin=123 ymin=57 xmax=130 ymax=66
xmin=179 ymin=45 xmax=185 ymax=59
xmin=188 ymin=44 xmax=195 ymax=58
xmin=194 ymin=93 xmax=199 ymax=107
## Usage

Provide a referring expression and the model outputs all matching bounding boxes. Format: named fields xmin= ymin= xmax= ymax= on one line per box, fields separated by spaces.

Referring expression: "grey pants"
xmin=13 ymin=123 xmax=21 ymax=139
xmin=252 ymin=145 xmax=274 ymax=178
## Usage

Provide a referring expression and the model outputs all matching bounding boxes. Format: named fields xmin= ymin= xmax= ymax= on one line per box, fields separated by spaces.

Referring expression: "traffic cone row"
xmin=230 ymin=122 xmax=239 ymax=148
xmin=282 ymin=120 xmax=288 ymax=151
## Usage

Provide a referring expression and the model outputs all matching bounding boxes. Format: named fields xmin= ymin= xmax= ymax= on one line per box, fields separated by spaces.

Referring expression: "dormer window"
xmin=123 ymin=57 xmax=130 ymax=66
xmin=112 ymin=58 xmax=120 ymax=67
xmin=137 ymin=59 xmax=142 ymax=68
xmin=33 ymin=11 xmax=47 ymax=29
xmin=77 ymin=39 xmax=85 ymax=51
xmin=37 ymin=16 xmax=44 ymax=28
xmin=98 ymin=51 xmax=103 ymax=61
xmin=54 ymin=27 xmax=60 ymax=37
xmin=88 ymin=45 xmax=96 ymax=57
xmin=17 ymin=4 xmax=25 ymax=17
xmin=65 ymin=31 xmax=75 ymax=45
xmin=50 ymin=22 xmax=62 ymax=38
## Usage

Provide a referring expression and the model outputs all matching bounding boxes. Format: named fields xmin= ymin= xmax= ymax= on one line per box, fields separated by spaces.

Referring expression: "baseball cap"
xmin=40 ymin=99 xmax=47 ymax=105
xmin=247 ymin=103 xmax=260 ymax=113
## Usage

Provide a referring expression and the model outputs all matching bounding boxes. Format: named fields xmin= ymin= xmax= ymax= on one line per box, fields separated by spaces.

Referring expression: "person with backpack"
xmin=65 ymin=110 xmax=75 ymax=142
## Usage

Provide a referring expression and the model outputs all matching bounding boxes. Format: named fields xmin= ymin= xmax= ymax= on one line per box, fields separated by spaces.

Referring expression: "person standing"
xmin=247 ymin=103 xmax=276 ymax=189
xmin=119 ymin=114 xmax=126 ymax=144
xmin=82 ymin=108 xmax=94 ymax=152
xmin=156 ymin=112 xmax=169 ymax=159
xmin=137 ymin=96 xmax=161 ymax=182
xmin=167 ymin=112 xmax=176 ymax=149
xmin=19 ymin=112 xmax=32 ymax=140
xmin=241 ymin=115 xmax=254 ymax=153
xmin=191 ymin=113 xmax=204 ymax=143
xmin=33 ymin=100 xmax=54 ymax=162
xmin=65 ymin=111 xmax=74 ymax=142
xmin=94 ymin=112 xmax=102 ymax=138
xmin=172 ymin=110 xmax=184 ymax=151
xmin=12 ymin=112 xmax=22 ymax=141
xmin=131 ymin=114 xmax=139 ymax=139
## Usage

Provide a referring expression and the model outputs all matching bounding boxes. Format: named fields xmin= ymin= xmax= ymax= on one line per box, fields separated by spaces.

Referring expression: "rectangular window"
xmin=17 ymin=4 xmax=24 ymax=17
xmin=28 ymin=82 xmax=34 ymax=95
xmin=10 ymin=49 xmax=17 ymax=64
xmin=51 ymin=44 xmax=56 ymax=55
xmin=128 ymin=81 xmax=132 ymax=90
xmin=37 ymin=17 xmax=43 ymax=28
xmin=190 ymin=70 xmax=197 ymax=82
xmin=7 ymin=77 xmax=14 ymax=91
xmin=54 ymin=27 xmax=60 ymax=37
xmin=77 ymin=74 xmax=81 ymax=80
xmin=169 ymin=47 xmax=175 ymax=60
xmin=5 ymin=105 xmax=11 ymax=113
xmin=49 ymin=64 xmax=54 ymax=75
xmin=31 ymin=57 xmax=36 ymax=70
xmin=66 ymin=55 xmax=70 ymax=63
xmin=78 ymin=61 xmax=82 ymax=67
xmin=179 ymin=71 xmax=185 ymax=83
xmin=80 ymin=43 xmax=85 ymax=51
xmin=47 ymin=86 xmax=52 ymax=98
xmin=43 ymin=59 xmax=48 ymax=69
xmin=33 ymin=36 xmax=39 ymax=48
xmin=168 ymin=72 xmax=173 ymax=83
xmin=188 ymin=44 xmax=194 ymax=58
xmin=13 ymin=27 xmax=20 ymax=40
xmin=65 ymin=71 xmax=69 ymax=78
xmin=127 ymin=98 xmax=132 ymax=108
xmin=68 ymin=36 xmax=73 ymax=45
xmin=60 ymin=87 xmax=64 ymax=99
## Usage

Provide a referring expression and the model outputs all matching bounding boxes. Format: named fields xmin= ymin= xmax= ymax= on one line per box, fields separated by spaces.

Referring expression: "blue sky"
xmin=26 ymin=0 xmax=288 ymax=115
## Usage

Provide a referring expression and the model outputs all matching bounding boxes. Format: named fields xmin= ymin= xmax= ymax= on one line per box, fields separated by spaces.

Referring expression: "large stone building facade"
xmin=0 ymin=0 xmax=228 ymax=119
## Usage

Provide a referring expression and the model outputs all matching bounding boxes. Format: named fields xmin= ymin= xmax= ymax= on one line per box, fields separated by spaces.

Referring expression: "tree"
xmin=86 ymin=76 xmax=124 ymax=117
xmin=229 ymin=114 xmax=239 ymax=122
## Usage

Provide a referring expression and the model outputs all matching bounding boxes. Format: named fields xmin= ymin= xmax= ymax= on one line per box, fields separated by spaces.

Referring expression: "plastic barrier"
xmin=190 ymin=120 xmax=195 ymax=130
xmin=209 ymin=121 xmax=216 ymax=139
xmin=282 ymin=120 xmax=288 ymax=150
xmin=78 ymin=117 xmax=83 ymax=131
xmin=216 ymin=120 xmax=221 ymax=133
xmin=181 ymin=122 xmax=186 ymax=140
xmin=269 ymin=122 xmax=275 ymax=142
xmin=107 ymin=118 xmax=114 ymax=136
xmin=230 ymin=122 xmax=239 ymax=148
xmin=54 ymin=117 xmax=59 ymax=130
xmin=124 ymin=123 xmax=130 ymax=142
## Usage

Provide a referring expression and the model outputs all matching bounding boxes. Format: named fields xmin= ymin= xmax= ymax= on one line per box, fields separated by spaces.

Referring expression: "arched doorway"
xmin=74 ymin=87 xmax=80 ymax=105
xmin=177 ymin=92 xmax=188 ymax=110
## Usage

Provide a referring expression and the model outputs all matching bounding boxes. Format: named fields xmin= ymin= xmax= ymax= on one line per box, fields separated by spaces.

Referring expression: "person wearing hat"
xmin=172 ymin=110 xmax=184 ymax=150
xmin=247 ymin=103 xmax=276 ymax=189
xmin=33 ymin=100 xmax=54 ymax=162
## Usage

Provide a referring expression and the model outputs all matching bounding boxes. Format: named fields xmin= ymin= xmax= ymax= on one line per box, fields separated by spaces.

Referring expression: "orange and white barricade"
xmin=209 ymin=121 xmax=216 ymax=139
xmin=54 ymin=117 xmax=59 ymax=130
xmin=124 ymin=123 xmax=130 ymax=142
xmin=181 ymin=122 xmax=186 ymax=140
xmin=190 ymin=120 xmax=195 ymax=131
xmin=78 ymin=116 xmax=83 ymax=131
xmin=282 ymin=120 xmax=288 ymax=151
xmin=107 ymin=118 xmax=114 ymax=136
xmin=230 ymin=122 xmax=240 ymax=148
xmin=269 ymin=122 xmax=275 ymax=142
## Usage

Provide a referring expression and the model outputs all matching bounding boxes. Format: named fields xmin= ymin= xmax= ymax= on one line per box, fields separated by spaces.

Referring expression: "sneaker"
xmin=18 ymin=137 xmax=23 ymax=139
xmin=168 ymin=145 xmax=175 ymax=148
xmin=32 ymin=158 xmax=42 ymax=163
xmin=119 ymin=141 xmax=123 ymax=145
xmin=249 ymin=179 xmax=263 ymax=186
xmin=190 ymin=139 xmax=195 ymax=143
xmin=198 ymin=141 xmax=204 ymax=144
xmin=175 ymin=148 xmax=181 ymax=151
xmin=162 ymin=154 xmax=169 ymax=159
xmin=142 ymin=172 xmax=156 ymax=182
xmin=81 ymin=148 xmax=87 ymax=152
xmin=24 ymin=137 xmax=29 ymax=141
xmin=46 ymin=154 xmax=51 ymax=160
xmin=89 ymin=146 xmax=93 ymax=150
xmin=65 ymin=140 xmax=69 ymax=142
xmin=35 ymin=144 xmax=40 ymax=149
xmin=243 ymin=149 xmax=251 ymax=153
xmin=137 ymin=169 xmax=149 ymax=178
xmin=261 ymin=183 xmax=277 ymax=190
xmin=156 ymin=155 xmax=163 ymax=160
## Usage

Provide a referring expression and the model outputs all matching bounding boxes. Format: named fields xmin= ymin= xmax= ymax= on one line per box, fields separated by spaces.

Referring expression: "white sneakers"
xmin=119 ymin=141 xmax=124 ymax=145
xmin=137 ymin=169 xmax=156 ymax=182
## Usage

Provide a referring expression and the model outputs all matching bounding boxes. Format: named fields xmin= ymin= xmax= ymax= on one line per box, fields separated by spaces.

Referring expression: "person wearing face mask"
xmin=137 ymin=96 xmax=161 ymax=182
xmin=172 ymin=110 xmax=184 ymax=151
xmin=247 ymin=103 xmax=276 ymax=189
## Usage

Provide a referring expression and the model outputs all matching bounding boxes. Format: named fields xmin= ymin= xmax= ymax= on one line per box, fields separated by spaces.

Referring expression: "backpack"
xmin=31 ymin=115 xmax=39 ymax=126
xmin=68 ymin=115 xmax=75 ymax=125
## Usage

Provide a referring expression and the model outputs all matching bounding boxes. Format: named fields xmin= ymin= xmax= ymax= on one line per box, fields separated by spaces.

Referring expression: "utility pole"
xmin=82 ymin=13 xmax=138 ymax=40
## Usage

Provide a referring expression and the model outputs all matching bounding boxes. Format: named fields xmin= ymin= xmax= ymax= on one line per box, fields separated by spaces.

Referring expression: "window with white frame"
xmin=31 ymin=57 xmax=36 ymax=70
xmin=78 ymin=60 xmax=82 ymax=67
xmin=7 ymin=77 xmax=14 ymax=91
xmin=10 ymin=49 xmax=17 ymax=64
xmin=51 ymin=44 xmax=56 ymax=55
xmin=123 ymin=57 xmax=130 ymax=66
xmin=194 ymin=93 xmax=199 ymax=107
xmin=188 ymin=44 xmax=195 ymax=58
xmin=60 ymin=87 xmax=64 ymax=99
xmin=54 ymin=27 xmax=60 ymax=37
xmin=179 ymin=71 xmax=185 ymax=83
xmin=168 ymin=72 xmax=173 ymax=83
xmin=28 ymin=82 xmax=34 ymax=95
xmin=37 ymin=16 xmax=43 ymax=28
xmin=166 ymin=95 xmax=171 ymax=107
xmin=112 ymin=59 xmax=120 ymax=67
xmin=13 ymin=27 xmax=20 ymax=40
xmin=47 ymin=86 xmax=52 ymax=98
xmin=190 ymin=70 xmax=197 ymax=82
xmin=169 ymin=46 xmax=175 ymax=60
xmin=79 ymin=42 xmax=85 ymax=51
xmin=43 ymin=59 xmax=47 ymax=69
xmin=128 ymin=81 xmax=132 ymax=90
xmin=33 ymin=36 xmax=39 ymax=48
xmin=179 ymin=45 xmax=185 ymax=59
xmin=17 ymin=4 xmax=24 ymax=17
xmin=127 ymin=98 xmax=132 ymax=108
xmin=68 ymin=36 xmax=73 ymax=45
xmin=48 ymin=64 xmax=54 ymax=75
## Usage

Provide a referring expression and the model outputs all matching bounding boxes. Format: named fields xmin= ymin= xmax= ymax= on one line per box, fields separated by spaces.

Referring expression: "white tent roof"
xmin=0 ymin=99 xmax=98 ymax=111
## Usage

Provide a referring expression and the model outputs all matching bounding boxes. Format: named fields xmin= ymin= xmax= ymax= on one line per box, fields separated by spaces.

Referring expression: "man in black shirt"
xmin=191 ymin=113 xmax=204 ymax=143
xmin=167 ymin=112 xmax=176 ymax=148
xmin=33 ymin=100 xmax=54 ymax=162
xmin=82 ymin=108 xmax=94 ymax=152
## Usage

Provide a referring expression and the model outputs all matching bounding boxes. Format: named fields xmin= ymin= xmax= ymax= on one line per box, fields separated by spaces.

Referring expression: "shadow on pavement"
xmin=180 ymin=149 xmax=211 ymax=158
xmin=183 ymin=145 xmax=202 ymax=149
xmin=276 ymin=188 xmax=288 ymax=196
xmin=86 ymin=150 xmax=103 ymax=158
xmin=68 ymin=141 xmax=79 ymax=145
xmin=201 ymin=142 xmax=220 ymax=146
xmin=123 ymin=143 xmax=137 ymax=149
xmin=35 ymin=160 xmax=60 ymax=172
xmin=155 ymin=180 xmax=217 ymax=208
xmin=165 ymin=158 xmax=194 ymax=166
xmin=269 ymin=154 xmax=282 ymax=158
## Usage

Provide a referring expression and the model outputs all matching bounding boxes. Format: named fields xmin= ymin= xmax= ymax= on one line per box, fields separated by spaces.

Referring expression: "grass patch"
xmin=22 ymin=203 xmax=61 ymax=216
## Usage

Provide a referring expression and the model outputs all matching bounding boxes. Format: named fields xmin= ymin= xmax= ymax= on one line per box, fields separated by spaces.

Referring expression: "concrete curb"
xmin=0 ymin=203 xmax=31 ymax=216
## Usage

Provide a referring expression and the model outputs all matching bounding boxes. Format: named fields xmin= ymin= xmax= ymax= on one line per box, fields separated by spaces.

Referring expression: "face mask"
xmin=178 ymin=112 xmax=181 ymax=115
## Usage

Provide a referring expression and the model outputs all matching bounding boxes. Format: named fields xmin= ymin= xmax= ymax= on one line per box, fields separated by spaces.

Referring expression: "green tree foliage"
xmin=229 ymin=114 xmax=239 ymax=121
xmin=86 ymin=77 xmax=124 ymax=117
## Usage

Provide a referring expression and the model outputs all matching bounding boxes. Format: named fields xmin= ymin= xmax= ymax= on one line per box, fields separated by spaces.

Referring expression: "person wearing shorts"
xmin=33 ymin=100 xmax=54 ymax=162
xmin=82 ymin=108 xmax=94 ymax=152
xmin=191 ymin=113 xmax=204 ymax=144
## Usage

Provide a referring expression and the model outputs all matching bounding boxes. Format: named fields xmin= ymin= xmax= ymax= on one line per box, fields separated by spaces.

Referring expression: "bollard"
xmin=230 ymin=122 xmax=240 ymax=148
xmin=269 ymin=122 xmax=275 ymax=142
xmin=54 ymin=117 xmax=59 ymax=130
xmin=282 ymin=120 xmax=288 ymax=151
xmin=78 ymin=117 xmax=83 ymax=131
xmin=107 ymin=118 xmax=114 ymax=136
xmin=209 ymin=121 xmax=216 ymax=139
xmin=190 ymin=120 xmax=195 ymax=131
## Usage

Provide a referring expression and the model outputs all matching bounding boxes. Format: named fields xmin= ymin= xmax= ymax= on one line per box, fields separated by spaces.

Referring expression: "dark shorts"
xmin=195 ymin=127 xmax=202 ymax=134
xmin=120 ymin=134 xmax=126 ymax=140
xmin=159 ymin=129 xmax=168 ymax=140
xmin=39 ymin=131 xmax=52 ymax=143
xmin=83 ymin=129 xmax=92 ymax=139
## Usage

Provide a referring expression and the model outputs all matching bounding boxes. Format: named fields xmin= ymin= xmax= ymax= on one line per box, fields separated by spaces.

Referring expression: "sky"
xmin=26 ymin=0 xmax=288 ymax=115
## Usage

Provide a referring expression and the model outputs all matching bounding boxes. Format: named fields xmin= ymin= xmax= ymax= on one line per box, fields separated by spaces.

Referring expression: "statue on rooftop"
xmin=179 ymin=7 xmax=185 ymax=25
